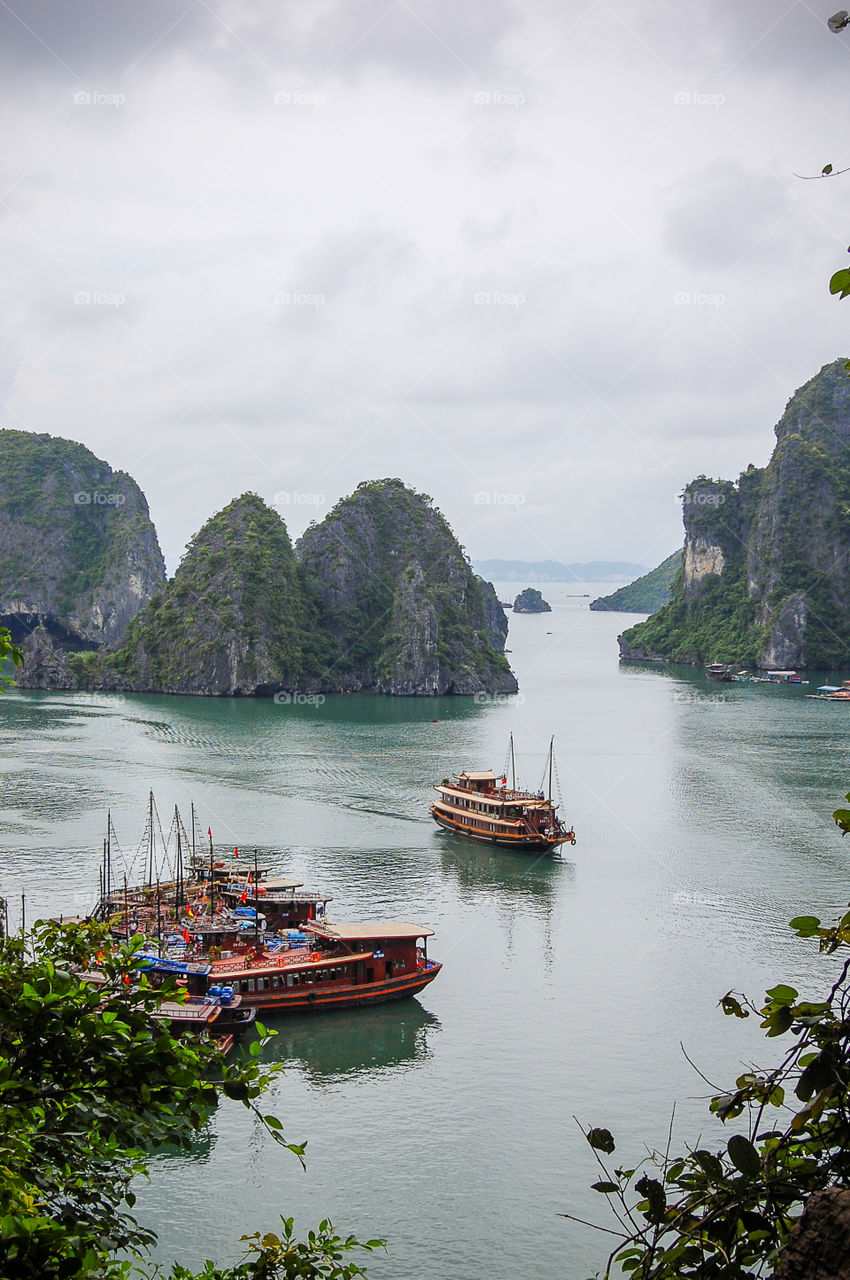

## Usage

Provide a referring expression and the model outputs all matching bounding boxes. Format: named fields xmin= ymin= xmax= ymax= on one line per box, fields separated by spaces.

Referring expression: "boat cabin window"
xmin=246 ymin=979 xmax=255 ymax=992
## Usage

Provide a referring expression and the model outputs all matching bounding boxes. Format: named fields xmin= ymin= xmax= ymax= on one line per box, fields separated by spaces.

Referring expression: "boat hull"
xmin=430 ymin=807 xmax=572 ymax=852
xmin=213 ymin=962 xmax=442 ymax=1014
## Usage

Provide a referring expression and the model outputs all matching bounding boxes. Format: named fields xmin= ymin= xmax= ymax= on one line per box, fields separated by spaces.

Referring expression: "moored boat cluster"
xmin=88 ymin=794 xmax=441 ymax=1041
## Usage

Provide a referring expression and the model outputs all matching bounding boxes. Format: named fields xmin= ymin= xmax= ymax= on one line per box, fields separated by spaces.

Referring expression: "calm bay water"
xmin=3 ymin=586 xmax=850 ymax=1278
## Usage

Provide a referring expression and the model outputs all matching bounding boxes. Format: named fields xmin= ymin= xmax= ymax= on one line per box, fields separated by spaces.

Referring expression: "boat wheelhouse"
xmin=206 ymin=921 xmax=441 ymax=1014
xmin=430 ymin=737 xmax=574 ymax=853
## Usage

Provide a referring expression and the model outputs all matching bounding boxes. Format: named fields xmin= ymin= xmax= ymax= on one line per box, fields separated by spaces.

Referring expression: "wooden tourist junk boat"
xmin=79 ymin=956 xmax=255 ymax=1055
xmin=431 ymin=736 xmax=575 ymax=853
xmin=199 ymin=920 xmax=442 ymax=1014
xmin=139 ymin=956 xmax=255 ymax=1052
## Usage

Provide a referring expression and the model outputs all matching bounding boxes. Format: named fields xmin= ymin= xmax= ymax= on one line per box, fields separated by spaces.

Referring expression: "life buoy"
xmin=571 ymin=837 xmax=576 ymax=846
xmin=310 ymin=952 xmax=321 ymax=962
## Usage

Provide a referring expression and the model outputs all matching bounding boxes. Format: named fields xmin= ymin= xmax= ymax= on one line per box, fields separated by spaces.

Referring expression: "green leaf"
xmin=222 ymin=1079 xmax=250 ymax=1101
xmin=634 ymin=1174 xmax=666 ymax=1224
xmin=765 ymin=984 xmax=798 ymax=1004
xmin=727 ymin=1133 xmax=761 ymax=1177
xmin=591 ymin=1181 xmax=619 ymax=1193
xmin=789 ymin=916 xmax=821 ymax=936
xmin=764 ymin=1005 xmax=793 ymax=1037
xmin=693 ymin=1149 xmax=724 ymax=1181
xmin=586 ymin=1127 xmax=616 ymax=1154
xmin=720 ymin=992 xmax=749 ymax=1019
xmin=830 ymin=269 xmax=850 ymax=299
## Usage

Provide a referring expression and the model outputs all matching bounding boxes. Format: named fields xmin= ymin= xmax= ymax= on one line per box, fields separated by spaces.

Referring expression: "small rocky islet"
xmin=0 ymin=433 xmax=515 ymax=698
xmin=512 ymin=587 xmax=551 ymax=613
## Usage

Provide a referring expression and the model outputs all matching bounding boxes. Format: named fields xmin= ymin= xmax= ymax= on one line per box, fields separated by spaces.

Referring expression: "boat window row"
xmin=447 ymin=793 xmax=519 ymax=816
xmin=230 ymin=966 xmax=356 ymax=993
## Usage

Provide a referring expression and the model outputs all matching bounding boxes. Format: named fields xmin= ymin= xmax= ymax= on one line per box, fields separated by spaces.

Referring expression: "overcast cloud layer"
xmin=2 ymin=0 xmax=849 ymax=573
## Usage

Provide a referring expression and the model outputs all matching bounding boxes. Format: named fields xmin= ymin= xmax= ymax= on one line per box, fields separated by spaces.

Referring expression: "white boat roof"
xmin=250 ymin=877 xmax=306 ymax=891
xmin=308 ymin=921 xmax=434 ymax=941
xmin=459 ymin=770 xmax=497 ymax=781
xmin=767 ymin=670 xmax=797 ymax=676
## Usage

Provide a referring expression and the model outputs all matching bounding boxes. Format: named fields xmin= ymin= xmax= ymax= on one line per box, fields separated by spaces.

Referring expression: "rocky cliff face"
xmin=619 ymin=360 xmax=850 ymax=669
xmin=297 ymin=478 xmax=517 ymax=695
xmin=92 ymin=493 xmax=317 ymax=696
xmin=0 ymin=430 xmax=165 ymax=660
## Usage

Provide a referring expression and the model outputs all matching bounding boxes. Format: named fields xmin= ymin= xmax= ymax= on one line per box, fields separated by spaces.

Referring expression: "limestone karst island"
xmin=0 ymin=433 xmax=514 ymax=698
xmin=618 ymin=358 xmax=850 ymax=671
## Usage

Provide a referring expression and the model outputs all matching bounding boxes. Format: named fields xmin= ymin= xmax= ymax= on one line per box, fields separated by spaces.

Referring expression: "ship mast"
xmin=548 ymin=736 xmax=554 ymax=803
xmin=175 ymin=806 xmax=184 ymax=918
xmin=510 ymin=733 xmax=516 ymax=792
xmin=146 ymin=790 xmax=154 ymax=887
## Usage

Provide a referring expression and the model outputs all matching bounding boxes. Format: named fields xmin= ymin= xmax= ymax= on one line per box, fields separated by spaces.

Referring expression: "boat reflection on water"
xmin=437 ymin=840 xmax=573 ymax=911
xmin=254 ymin=1001 xmax=440 ymax=1084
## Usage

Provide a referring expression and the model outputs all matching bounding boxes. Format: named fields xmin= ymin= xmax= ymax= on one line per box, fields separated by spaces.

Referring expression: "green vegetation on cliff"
xmin=298 ymin=478 xmax=516 ymax=695
xmin=621 ymin=360 xmax=850 ymax=669
xmin=590 ymin=550 xmax=682 ymax=614
xmin=91 ymin=493 xmax=326 ymax=695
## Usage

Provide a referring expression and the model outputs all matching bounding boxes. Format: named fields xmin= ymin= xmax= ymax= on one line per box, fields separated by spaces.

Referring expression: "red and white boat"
xmin=205 ymin=920 xmax=441 ymax=1014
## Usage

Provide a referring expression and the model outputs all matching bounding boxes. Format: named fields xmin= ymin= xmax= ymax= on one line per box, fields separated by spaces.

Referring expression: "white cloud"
xmin=1 ymin=1 xmax=849 ymax=574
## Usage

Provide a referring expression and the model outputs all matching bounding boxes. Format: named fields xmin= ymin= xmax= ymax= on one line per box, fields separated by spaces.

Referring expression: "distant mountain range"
xmin=473 ymin=559 xmax=649 ymax=583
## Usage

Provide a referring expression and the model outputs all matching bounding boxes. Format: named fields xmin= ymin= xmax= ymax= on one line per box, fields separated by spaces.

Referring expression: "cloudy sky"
xmin=2 ymin=1 xmax=849 ymax=574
